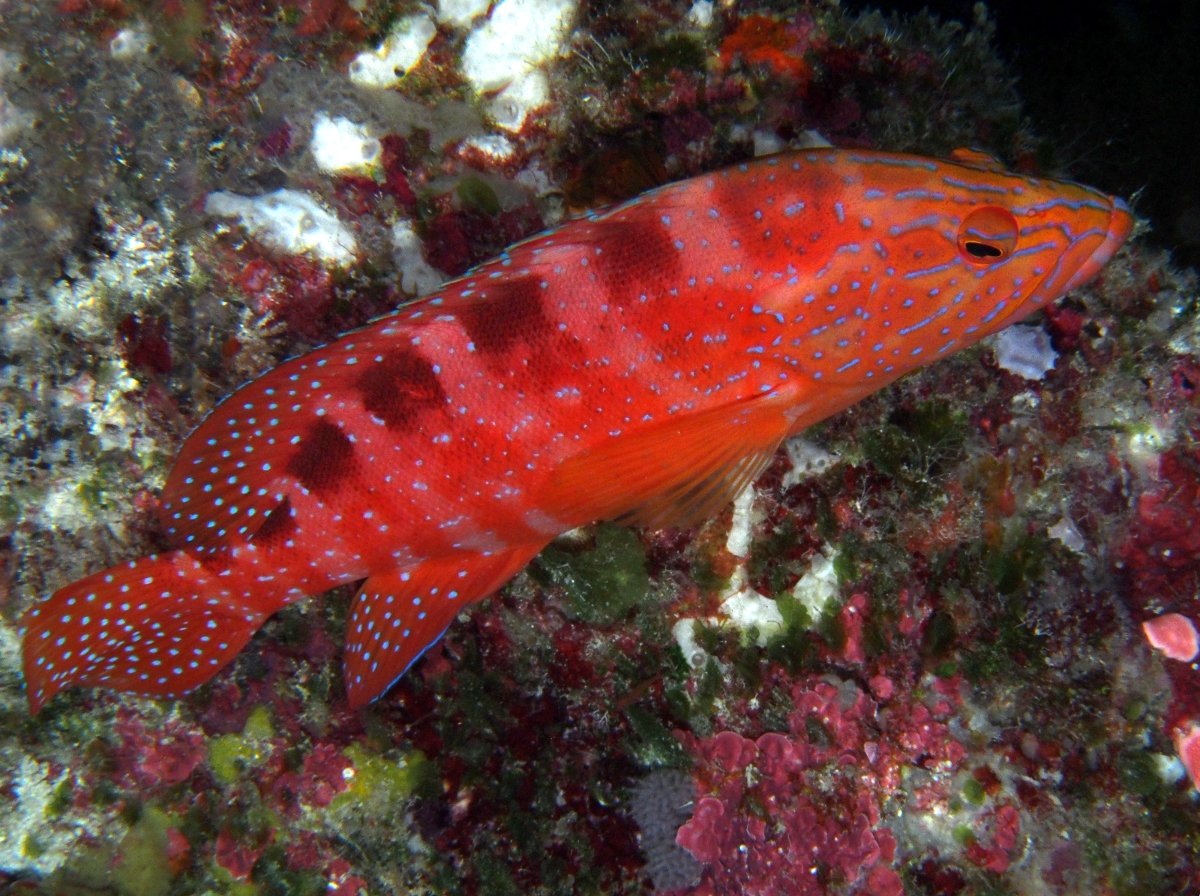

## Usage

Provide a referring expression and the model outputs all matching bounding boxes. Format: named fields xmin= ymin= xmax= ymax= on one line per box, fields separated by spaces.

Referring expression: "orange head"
xmin=763 ymin=148 xmax=1133 ymax=388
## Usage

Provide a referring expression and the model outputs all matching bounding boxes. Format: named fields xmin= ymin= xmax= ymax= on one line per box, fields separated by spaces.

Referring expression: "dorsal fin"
xmin=949 ymin=147 xmax=1005 ymax=172
xmin=157 ymin=311 xmax=436 ymax=551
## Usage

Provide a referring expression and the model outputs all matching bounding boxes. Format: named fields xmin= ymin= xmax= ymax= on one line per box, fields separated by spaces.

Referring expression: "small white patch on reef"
xmin=753 ymin=130 xmax=786 ymax=156
xmin=486 ymin=67 xmax=550 ymax=133
xmin=1153 ymin=752 xmax=1187 ymax=785
xmin=720 ymin=568 xmax=784 ymax=646
xmin=439 ymin=0 xmax=492 ymax=28
xmin=46 ymin=213 xmax=180 ymax=341
xmin=392 ymin=220 xmax=446 ymax=296
xmin=687 ymin=1 xmax=714 ymax=28
xmin=1126 ymin=419 xmax=1172 ymax=480
xmin=782 ymin=437 xmax=837 ymax=489
xmin=109 ymin=25 xmax=149 ymax=59
xmin=794 ymin=130 xmax=834 ymax=149
xmin=791 ymin=550 xmax=839 ymax=622
xmin=89 ymin=362 xmax=142 ymax=453
xmin=462 ymin=133 xmax=516 ymax=160
xmin=672 ymin=618 xmax=708 ymax=669
xmin=460 ymin=0 xmax=577 ymax=132
xmin=515 ymin=161 xmax=554 ymax=195
xmin=0 ymin=619 xmax=27 ymax=712
xmin=990 ymin=324 xmax=1057 ymax=380
xmin=725 ymin=485 xmax=757 ymax=558
xmin=205 ymin=189 xmax=358 ymax=267
xmin=1048 ymin=516 xmax=1086 ymax=553
xmin=348 ymin=14 xmax=437 ymax=89
xmin=310 ymin=112 xmax=381 ymax=174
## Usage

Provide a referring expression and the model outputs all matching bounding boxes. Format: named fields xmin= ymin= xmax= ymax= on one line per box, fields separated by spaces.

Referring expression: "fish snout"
xmin=1031 ymin=196 xmax=1134 ymax=303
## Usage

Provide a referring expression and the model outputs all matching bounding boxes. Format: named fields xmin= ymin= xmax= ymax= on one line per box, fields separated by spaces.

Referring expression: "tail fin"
xmin=22 ymin=551 xmax=264 ymax=712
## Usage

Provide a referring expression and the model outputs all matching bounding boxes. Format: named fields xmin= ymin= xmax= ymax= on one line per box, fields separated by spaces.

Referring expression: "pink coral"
xmin=1173 ymin=725 xmax=1200 ymax=792
xmin=673 ymin=673 xmax=967 ymax=894
xmin=299 ymin=742 xmax=351 ymax=808
xmin=1142 ymin=613 xmax=1199 ymax=662
xmin=676 ymin=797 xmax=727 ymax=863
xmin=965 ymin=803 xmax=1022 ymax=874
xmin=837 ymin=593 xmax=868 ymax=664
xmin=111 ymin=709 xmax=206 ymax=790
xmin=215 ymin=828 xmax=267 ymax=880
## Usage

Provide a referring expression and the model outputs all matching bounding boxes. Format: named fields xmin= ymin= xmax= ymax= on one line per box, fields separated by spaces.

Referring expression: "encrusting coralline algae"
xmin=0 ymin=2 xmax=1198 ymax=894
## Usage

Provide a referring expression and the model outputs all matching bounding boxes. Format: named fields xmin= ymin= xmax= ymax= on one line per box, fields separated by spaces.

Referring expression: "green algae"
xmin=21 ymin=832 xmax=45 ymax=859
xmin=985 ymin=532 xmax=1050 ymax=596
xmin=532 ymin=523 xmax=652 ymax=624
xmin=1110 ymin=851 xmax=1170 ymax=896
xmin=440 ymin=649 xmax=517 ymax=759
xmin=113 ymin=807 xmax=176 ymax=896
xmin=252 ymin=844 xmax=327 ymax=896
xmin=747 ymin=517 xmax=802 ymax=596
xmin=922 ymin=609 xmax=957 ymax=658
xmin=1117 ymin=749 xmax=1161 ymax=799
xmin=833 ymin=527 xmax=912 ymax=609
xmin=207 ymin=705 xmax=273 ymax=784
xmin=456 ymin=176 xmax=501 ymax=215
xmin=861 ymin=400 xmax=969 ymax=500
xmin=951 ymin=823 xmax=977 ymax=848
xmin=46 ymin=776 xmax=74 ymax=816
xmin=152 ymin=0 xmax=205 ymax=66
xmin=474 ymin=850 xmax=521 ymax=896
xmin=773 ymin=589 xmax=813 ymax=631
xmin=243 ymin=705 xmax=274 ymax=740
xmin=690 ymin=552 xmax=732 ymax=593
xmin=623 ymin=703 xmax=690 ymax=769
xmin=332 ymin=742 xmax=428 ymax=810
xmin=212 ymin=865 xmax=261 ymax=896
xmin=961 ymin=777 xmax=986 ymax=806
xmin=959 ymin=589 xmax=1047 ymax=684
xmin=934 ymin=660 xmax=959 ymax=679
xmin=764 ymin=606 xmax=819 ymax=675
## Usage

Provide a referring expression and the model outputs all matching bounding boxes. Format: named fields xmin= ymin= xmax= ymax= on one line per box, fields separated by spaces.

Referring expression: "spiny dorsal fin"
xmin=949 ymin=147 xmax=1006 ymax=172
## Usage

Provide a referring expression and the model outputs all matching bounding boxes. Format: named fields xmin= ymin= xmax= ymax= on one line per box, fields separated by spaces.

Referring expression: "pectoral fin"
xmin=542 ymin=385 xmax=802 ymax=530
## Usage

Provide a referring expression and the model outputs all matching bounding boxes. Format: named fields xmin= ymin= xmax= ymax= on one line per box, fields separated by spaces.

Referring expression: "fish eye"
xmin=957 ymin=206 xmax=1019 ymax=265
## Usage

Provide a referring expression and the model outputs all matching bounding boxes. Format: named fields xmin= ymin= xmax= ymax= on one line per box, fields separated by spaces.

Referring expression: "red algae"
xmin=673 ymin=675 xmax=963 ymax=895
xmin=1 ymin=0 xmax=1198 ymax=893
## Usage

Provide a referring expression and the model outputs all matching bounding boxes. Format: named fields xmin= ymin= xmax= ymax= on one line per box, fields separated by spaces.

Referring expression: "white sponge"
xmin=205 ymin=189 xmax=357 ymax=267
xmin=310 ymin=113 xmax=381 ymax=175
xmin=348 ymin=15 xmax=437 ymax=89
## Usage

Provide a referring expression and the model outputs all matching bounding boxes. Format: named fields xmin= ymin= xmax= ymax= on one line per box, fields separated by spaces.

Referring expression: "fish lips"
xmin=1031 ymin=196 xmax=1135 ymax=303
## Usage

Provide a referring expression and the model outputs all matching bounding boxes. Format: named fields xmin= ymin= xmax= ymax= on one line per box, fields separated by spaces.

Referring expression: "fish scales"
xmin=21 ymin=148 xmax=1133 ymax=711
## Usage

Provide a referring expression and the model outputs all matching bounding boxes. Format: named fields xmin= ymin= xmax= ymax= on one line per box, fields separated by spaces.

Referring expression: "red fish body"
xmin=22 ymin=148 xmax=1132 ymax=711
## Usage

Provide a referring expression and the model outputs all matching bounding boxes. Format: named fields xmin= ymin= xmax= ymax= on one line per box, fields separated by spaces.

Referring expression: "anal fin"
xmin=343 ymin=543 xmax=546 ymax=707
xmin=542 ymin=385 xmax=802 ymax=531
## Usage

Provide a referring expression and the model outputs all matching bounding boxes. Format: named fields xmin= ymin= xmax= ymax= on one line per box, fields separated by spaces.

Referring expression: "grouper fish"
xmin=22 ymin=147 xmax=1133 ymax=711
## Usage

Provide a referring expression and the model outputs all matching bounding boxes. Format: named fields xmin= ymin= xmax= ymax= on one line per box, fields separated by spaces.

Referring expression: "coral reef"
xmin=628 ymin=769 xmax=703 ymax=892
xmin=0 ymin=1 xmax=1198 ymax=894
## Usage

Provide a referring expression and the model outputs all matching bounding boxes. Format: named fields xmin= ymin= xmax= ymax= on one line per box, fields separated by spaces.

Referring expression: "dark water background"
xmin=851 ymin=0 xmax=1200 ymax=268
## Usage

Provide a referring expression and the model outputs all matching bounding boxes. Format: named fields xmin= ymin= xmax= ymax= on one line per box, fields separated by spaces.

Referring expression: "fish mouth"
xmin=1032 ymin=196 xmax=1135 ymax=303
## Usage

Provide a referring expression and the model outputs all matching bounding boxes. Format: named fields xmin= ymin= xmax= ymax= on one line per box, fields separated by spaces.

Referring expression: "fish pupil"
xmin=963 ymin=240 xmax=1003 ymax=259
